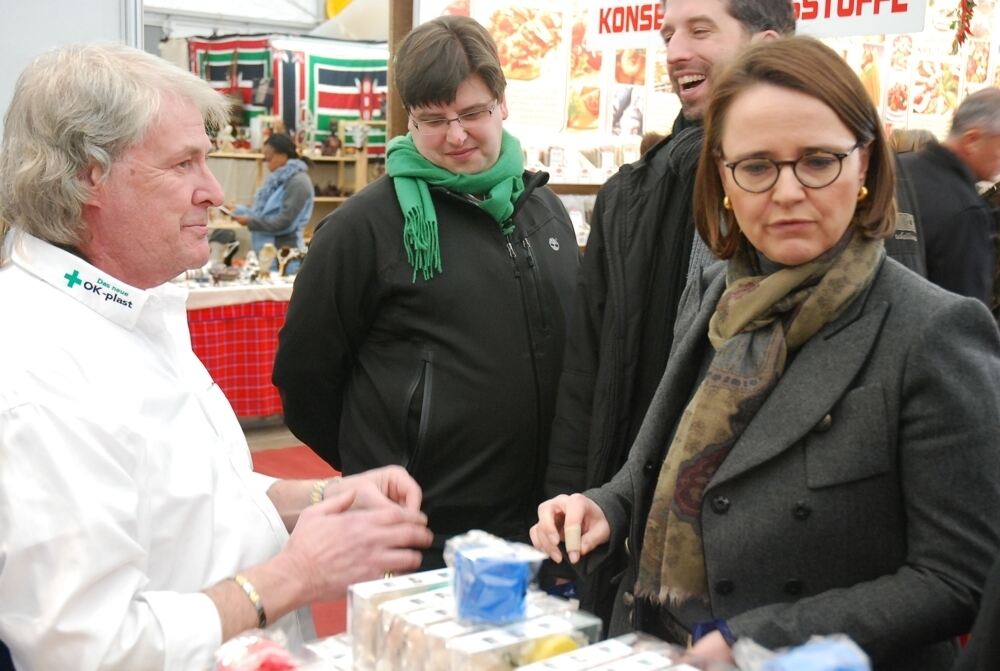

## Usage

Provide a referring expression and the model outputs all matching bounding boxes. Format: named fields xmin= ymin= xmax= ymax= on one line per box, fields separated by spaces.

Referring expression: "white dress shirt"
xmin=0 ymin=232 xmax=313 ymax=670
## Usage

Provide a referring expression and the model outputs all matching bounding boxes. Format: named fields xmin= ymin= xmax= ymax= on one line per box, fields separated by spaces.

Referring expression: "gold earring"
xmin=857 ymin=185 xmax=869 ymax=202
xmin=722 ymin=196 xmax=732 ymax=210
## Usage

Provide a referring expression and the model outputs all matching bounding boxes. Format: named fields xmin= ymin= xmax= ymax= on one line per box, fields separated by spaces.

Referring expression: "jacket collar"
xmin=7 ymin=230 xmax=174 ymax=331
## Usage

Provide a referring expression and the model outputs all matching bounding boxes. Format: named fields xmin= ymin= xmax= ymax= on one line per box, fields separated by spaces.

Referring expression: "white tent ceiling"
xmin=145 ymin=0 xmax=323 ymax=36
xmin=144 ymin=0 xmax=390 ymax=39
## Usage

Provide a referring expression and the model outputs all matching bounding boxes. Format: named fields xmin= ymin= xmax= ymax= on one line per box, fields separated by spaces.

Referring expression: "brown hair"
xmin=694 ymin=36 xmax=896 ymax=259
xmin=888 ymin=128 xmax=935 ymax=154
xmin=392 ymin=15 xmax=506 ymax=111
xmin=722 ymin=0 xmax=797 ymax=36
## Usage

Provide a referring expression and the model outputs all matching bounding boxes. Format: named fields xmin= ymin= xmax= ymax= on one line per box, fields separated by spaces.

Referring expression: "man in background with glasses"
xmin=274 ymin=15 xmax=578 ymax=569
xmin=898 ymin=87 xmax=1000 ymax=309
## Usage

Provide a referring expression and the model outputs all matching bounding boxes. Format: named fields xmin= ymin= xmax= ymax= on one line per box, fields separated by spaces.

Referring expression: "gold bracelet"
xmin=310 ymin=478 xmax=329 ymax=505
xmin=233 ymin=574 xmax=267 ymax=628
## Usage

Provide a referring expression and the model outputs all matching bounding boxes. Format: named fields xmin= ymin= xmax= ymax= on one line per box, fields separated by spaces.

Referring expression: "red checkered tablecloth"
xmin=187 ymin=300 xmax=288 ymax=418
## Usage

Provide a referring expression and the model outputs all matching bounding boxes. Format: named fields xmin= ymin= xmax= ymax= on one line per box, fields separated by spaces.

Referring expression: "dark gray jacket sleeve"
xmin=729 ymin=296 xmax=1000 ymax=661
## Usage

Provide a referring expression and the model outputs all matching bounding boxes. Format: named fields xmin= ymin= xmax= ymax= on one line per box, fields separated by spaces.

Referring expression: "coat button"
xmin=792 ymin=501 xmax=812 ymax=521
xmin=714 ymin=579 xmax=734 ymax=595
xmin=623 ymin=591 xmax=635 ymax=607
xmin=643 ymin=460 xmax=656 ymax=476
xmin=813 ymin=413 xmax=833 ymax=433
xmin=784 ymin=579 xmax=804 ymax=595
xmin=711 ymin=495 xmax=731 ymax=514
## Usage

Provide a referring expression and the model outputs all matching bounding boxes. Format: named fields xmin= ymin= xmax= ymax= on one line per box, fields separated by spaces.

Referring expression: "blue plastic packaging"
xmin=446 ymin=531 xmax=547 ymax=625
xmin=762 ymin=637 xmax=870 ymax=671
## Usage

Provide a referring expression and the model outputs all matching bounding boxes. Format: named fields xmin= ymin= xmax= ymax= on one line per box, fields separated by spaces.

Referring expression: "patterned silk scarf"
xmin=636 ymin=232 xmax=885 ymax=606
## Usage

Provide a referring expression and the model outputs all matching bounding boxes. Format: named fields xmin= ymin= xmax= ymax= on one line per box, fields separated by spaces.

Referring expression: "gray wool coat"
xmin=584 ymin=255 xmax=1000 ymax=671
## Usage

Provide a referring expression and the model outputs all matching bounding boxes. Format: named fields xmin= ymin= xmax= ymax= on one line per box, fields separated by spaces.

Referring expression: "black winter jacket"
xmin=899 ymin=141 xmax=995 ymax=306
xmin=273 ymin=172 xmax=578 ymax=565
xmin=545 ymin=127 xmax=704 ymax=500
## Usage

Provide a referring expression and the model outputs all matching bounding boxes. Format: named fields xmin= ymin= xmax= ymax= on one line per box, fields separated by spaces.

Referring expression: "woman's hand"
xmin=685 ymin=631 xmax=735 ymax=665
xmin=529 ymin=493 xmax=609 ymax=564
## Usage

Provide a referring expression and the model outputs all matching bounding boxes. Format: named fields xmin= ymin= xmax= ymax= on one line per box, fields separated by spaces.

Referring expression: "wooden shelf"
xmin=314 ymin=196 xmax=349 ymax=203
xmin=548 ymin=183 xmax=601 ymax=195
xmin=311 ymin=154 xmax=361 ymax=163
xmin=209 ymin=151 xmax=263 ymax=160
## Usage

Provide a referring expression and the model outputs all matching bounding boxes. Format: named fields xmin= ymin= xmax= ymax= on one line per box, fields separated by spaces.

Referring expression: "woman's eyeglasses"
xmin=723 ymin=142 xmax=863 ymax=193
xmin=410 ymin=102 xmax=497 ymax=136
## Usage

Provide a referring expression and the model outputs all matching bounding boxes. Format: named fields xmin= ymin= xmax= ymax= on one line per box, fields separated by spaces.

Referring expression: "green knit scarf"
xmin=385 ymin=130 xmax=525 ymax=281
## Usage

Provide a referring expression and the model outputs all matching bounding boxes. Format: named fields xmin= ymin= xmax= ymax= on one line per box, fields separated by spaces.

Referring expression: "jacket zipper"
xmin=505 ymin=235 xmax=521 ymax=279
xmin=521 ymin=238 xmax=549 ymax=330
xmin=505 ymin=228 xmax=546 ymax=525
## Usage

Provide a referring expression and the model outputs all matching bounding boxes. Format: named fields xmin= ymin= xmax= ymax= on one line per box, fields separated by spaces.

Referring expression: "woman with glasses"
xmin=531 ymin=37 xmax=1000 ymax=670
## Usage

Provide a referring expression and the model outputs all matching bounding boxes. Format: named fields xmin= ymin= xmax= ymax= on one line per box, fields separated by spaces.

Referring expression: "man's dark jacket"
xmin=544 ymin=126 xmax=703 ymax=500
xmin=274 ymin=172 xmax=579 ymax=567
xmin=899 ymin=141 xmax=994 ymax=306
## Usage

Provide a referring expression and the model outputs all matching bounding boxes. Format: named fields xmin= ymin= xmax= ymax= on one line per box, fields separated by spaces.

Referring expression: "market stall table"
xmin=185 ymin=280 xmax=294 ymax=419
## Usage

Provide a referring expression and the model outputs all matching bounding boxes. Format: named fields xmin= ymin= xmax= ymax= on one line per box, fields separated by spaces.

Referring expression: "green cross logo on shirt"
xmin=64 ymin=270 xmax=83 ymax=289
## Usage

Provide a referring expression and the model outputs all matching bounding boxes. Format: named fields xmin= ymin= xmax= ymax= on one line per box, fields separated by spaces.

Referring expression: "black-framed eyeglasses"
xmin=722 ymin=142 xmax=863 ymax=193
xmin=410 ymin=102 xmax=497 ymax=136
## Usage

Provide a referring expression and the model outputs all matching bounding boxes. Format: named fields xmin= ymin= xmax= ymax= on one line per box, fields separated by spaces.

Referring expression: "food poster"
xmin=645 ymin=45 xmax=683 ymax=137
xmin=416 ymin=0 xmax=682 ymax=143
xmin=829 ymin=0 xmax=999 ymax=140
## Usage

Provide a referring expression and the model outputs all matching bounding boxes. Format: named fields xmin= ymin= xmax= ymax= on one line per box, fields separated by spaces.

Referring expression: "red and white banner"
xmin=794 ymin=0 xmax=926 ymax=38
xmin=586 ymin=0 xmax=927 ymax=49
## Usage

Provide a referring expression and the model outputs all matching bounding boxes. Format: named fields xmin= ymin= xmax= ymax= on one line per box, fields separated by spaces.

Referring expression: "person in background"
xmin=898 ymin=87 xmax=1000 ymax=306
xmin=532 ymin=37 xmax=1000 ymax=669
xmin=232 ymin=132 xmax=315 ymax=257
xmin=273 ymin=16 xmax=578 ymax=569
xmin=888 ymin=127 xmax=936 ymax=154
xmin=0 ymin=43 xmax=431 ymax=670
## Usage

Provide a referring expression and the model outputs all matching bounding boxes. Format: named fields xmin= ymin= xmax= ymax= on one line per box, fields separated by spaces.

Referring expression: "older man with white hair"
xmin=0 ymin=43 xmax=431 ymax=670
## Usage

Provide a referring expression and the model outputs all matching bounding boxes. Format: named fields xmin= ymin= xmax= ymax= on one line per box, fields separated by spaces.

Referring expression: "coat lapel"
xmin=710 ymin=278 xmax=890 ymax=488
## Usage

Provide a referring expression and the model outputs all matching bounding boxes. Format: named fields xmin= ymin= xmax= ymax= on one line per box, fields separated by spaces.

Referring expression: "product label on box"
xmin=518 ymin=638 xmax=634 ymax=669
xmin=349 ymin=568 xmax=452 ymax=599
xmin=380 ymin=587 xmax=452 ymax=617
xmin=404 ymin=606 xmax=455 ymax=627
xmin=591 ymin=650 xmax=676 ymax=670
xmin=426 ymin=620 xmax=478 ymax=641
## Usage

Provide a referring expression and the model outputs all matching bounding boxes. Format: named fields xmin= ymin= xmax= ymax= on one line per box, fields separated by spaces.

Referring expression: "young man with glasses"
xmin=274 ymin=15 xmax=579 ymax=568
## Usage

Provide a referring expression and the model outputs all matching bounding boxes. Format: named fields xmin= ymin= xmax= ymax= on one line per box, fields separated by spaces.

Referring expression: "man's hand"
xmin=529 ymin=493 xmax=610 ymax=564
xmin=232 ymin=214 xmax=250 ymax=225
xmin=331 ymin=465 xmax=422 ymax=512
xmin=209 ymin=489 xmax=432 ymax=641
xmin=284 ymin=490 xmax=432 ymax=603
